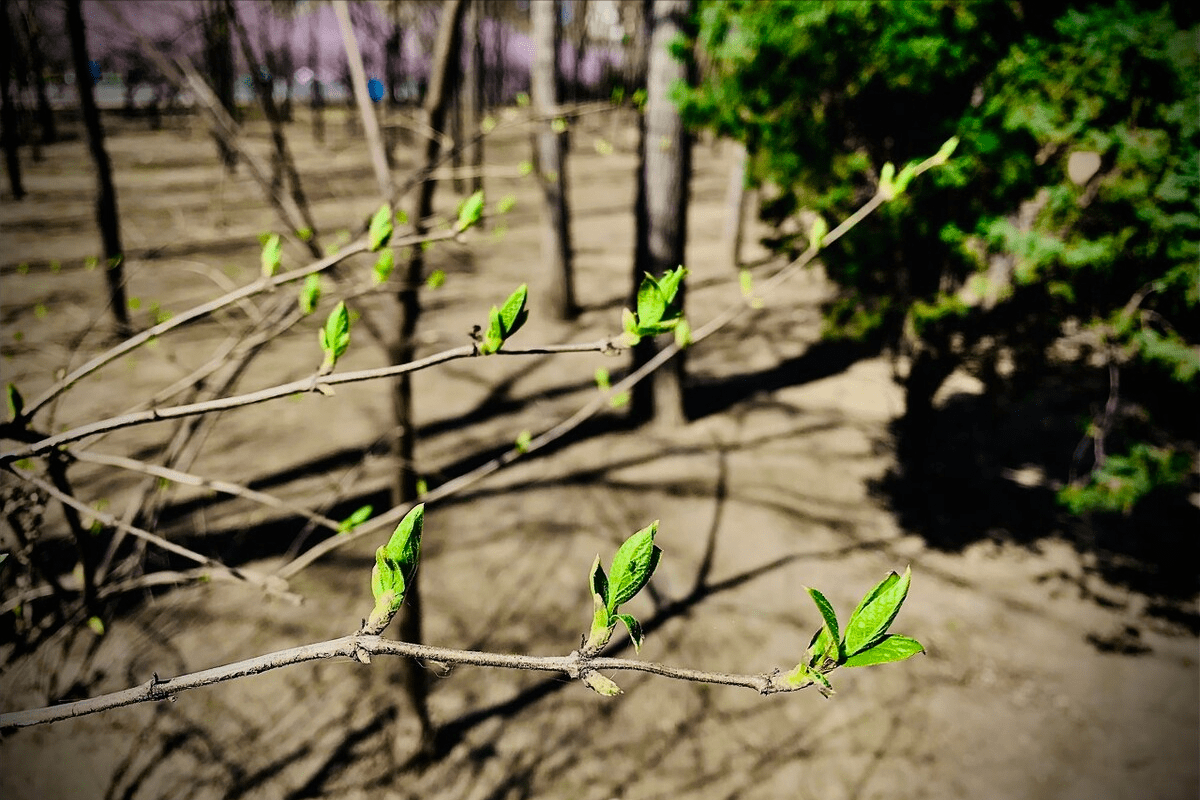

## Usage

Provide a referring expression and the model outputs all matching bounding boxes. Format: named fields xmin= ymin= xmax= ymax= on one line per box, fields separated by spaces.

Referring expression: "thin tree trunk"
xmin=18 ymin=0 xmax=56 ymax=147
xmin=462 ymin=0 xmax=483 ymax=194
xmin=310 ymin=13 xmax=324 ymax=144
xmin=0 ymin=0 xmax=25 ymax=200
xmin=390 ymin=0 xmax=467 ymax=762
xmin=202 ymin=0 xmax=238 ymax=172
xmin=723 ymin=140 xmax=749 ymax=269
xmin=532 ymin=0 xmax=579 ymax=320
xmin=66 ymin=0 xmax=130 ymax=337
xmin=630 ymin=0 xmax=692 ymax=427
xmin=228 ymin=0 xmax=320 ymax=258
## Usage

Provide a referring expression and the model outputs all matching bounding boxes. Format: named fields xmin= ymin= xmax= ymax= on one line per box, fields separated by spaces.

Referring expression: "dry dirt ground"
xmin=1 ymin=108 xmax=1196 ymax=800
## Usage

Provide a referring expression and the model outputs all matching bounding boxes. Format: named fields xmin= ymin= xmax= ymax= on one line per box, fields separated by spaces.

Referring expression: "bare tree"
xmin=532 ymin=0 xmax=579 ymax=320
xmin=201 ymin=0 xmax=238 ymax=172
xmin=65 ymin=0 xmax=131 ymax=337
xmin=17 ymin=0 xmax=57 ymax=148
xmin=629 ymin=0 xmax=693 ymax=426
xmin=461 ymin=0 xmax=484 ymax=195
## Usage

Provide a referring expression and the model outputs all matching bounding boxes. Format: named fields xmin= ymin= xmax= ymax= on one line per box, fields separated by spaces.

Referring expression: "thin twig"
xmin=0 ymin=633 xmax=806 ymax=729
xmin=7 ymin=468 xmax=299 ymax=604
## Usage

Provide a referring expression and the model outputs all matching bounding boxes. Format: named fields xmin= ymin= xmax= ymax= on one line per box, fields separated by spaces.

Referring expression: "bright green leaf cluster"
xmin=583 ymin=521 xmax=662 ymax=657
xmin=372 ymin=248 xmax=395 ymax=285
xmin=456 ymin=190 xmax=486 ymax=233
xmin=318 ymin=301 xmax=350 ymax=372
xmin=477 ymin=284 xmax=529 ymax=355
xmin=786 ymin=567 xmax=924 ymax=696
xmin=621 ymin=267 xmax=688 ymax=347
xmin=368 ymin=204 xmax=394 ymax=251
xmin=363 ymin=504 xmax=424 ymax=634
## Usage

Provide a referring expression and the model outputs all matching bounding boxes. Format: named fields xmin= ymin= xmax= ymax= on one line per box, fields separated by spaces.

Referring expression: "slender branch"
xmin=6 ymin=468 xmax=299 ymax=604
xmin=2 ymin=339 xmax=619 ymax=463
xmin=69 ymin=450 xmax=343 ymax=533
xmin=334 ymin=0 xmax=393 ymax=200
xmin=0 ymin=633 xmax=805 ymax=730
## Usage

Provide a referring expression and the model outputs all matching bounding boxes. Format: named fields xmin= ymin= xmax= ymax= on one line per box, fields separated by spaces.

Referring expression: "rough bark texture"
xmin=531 ymin=0 xmax=579 ymax=320
xmin=66 ymin=0 xmax=131 ymax=337
xmin=630 ymin=0 xmax=693 ymax=426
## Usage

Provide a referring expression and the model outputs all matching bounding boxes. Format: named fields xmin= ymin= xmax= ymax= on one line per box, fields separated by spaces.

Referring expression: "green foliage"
xmin=260 ymin=233 xmax=282 ymax=278
xmin=368 ymin=204 xmax=394 ymax=251
xmin=584 ymin=522 xmax=662 ymax=656
xmin=364 ymin=504 xmax=424 ymax=633
xmin=299 ymin=273 xmax=321 ymax=314
xmin=455 ymin=190 xmax=486 ymax=233
xmin=338 ymin=505 xmax=373 ymax=533
xmin=1058 ymin=444 xmax=1192 ymax=515
xmin=621 ymin=267 xmax=689 ymax=346
xmin=681 ymin=0 xmax=1198 ymax=514
xmin=6 ymin=383 xmax=24 ymax=422
xmin=477 ymin=284 xmax=529 ymax=355
xmin=786 ymin=567 xmax=923 ymax=696
xmin=372 ymin=248 xmax=395 ymax=285
xmin=318 ymin=301 xmax=350 ymax=372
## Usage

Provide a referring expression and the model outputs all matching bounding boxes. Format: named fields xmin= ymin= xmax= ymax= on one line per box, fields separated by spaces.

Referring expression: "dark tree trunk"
xmin=531 ymin=0 xmax=579 ymax=320
xmin=66 ymin=0 xmax=131 ymax=337
xmin=202 ymin=0 xmax=238 ymax=172
xmin=0 ymin=0 xmax=26 ymax=200
xmin=390 ymin=0 xmax=467 ymax=762
xmin=18 ymin=0 xmax=56 ymax=147
xmin=310 ymin=13 xmax=324 ymax=144
xmin=629 ymin=0 xmax=693 ymax=427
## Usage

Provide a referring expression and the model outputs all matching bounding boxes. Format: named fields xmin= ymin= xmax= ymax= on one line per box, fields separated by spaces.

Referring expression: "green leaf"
xmin=809 ymin=214 xmax=829 ymax=251
xmin=498 ymin=283 xmax=529 ymax=338
xmin=606 ymin=521 xmax=662 ymax=613
xmin=518 ymin=160 xmax=534 ymax=177
xmin=584 ymin=586 xmax=614 ymax=654
xmin=86 ymin=616 xmax=106 ymax=636
xmin=515 ymin=91 xmax=530 ymax=108
xmin=514 ymin=430 xmax=532 ymax=453
xmin=497 ymin=194 xmax=517 ymax=214
xmin=841 ymin=634 xmax=925 ymax=667
xmin=319 ymin=300 xmax=351 ymax=369
xmin=455 ymin=190 xmax=486 ymax=232
xmin=338 ymin=504 xmax=373 ymax=533
xmin=739 ymin=268 xmax=754 ymax=297
xmin=373 ymin=249 xmax=396 ymax=285
xmin=843 ymin=566 xmax=912 ymax=656
xmin=296 ymin=227 xmax=314 ymax=242
xmin=785 ymin=661 xmax=834 ymax=695
xmin=368 ymin=204 xmax=394 ymax=251
xmin=614 ymin=613 xmax=645 ymax=652
xmin=893 ymin=161 xmax=919 ymax=195
xmin=7 ymin=383 xmax=24 ymax=421
xmin=299 ymin=273 xmax=321 ymax=314
xmin=261 ymin=233 xmax=282 ymax=278
xmin=395 ymin=209 xmax=409 ymax=226
xmin=481 ymin=115 xmax=497 ymax=134
xmin=480 ymin=306 xmax=505 ymax=355
xmin=637 ymin=274 xmax=666 ymax=327
xmin=425 ymin=268 xmax=445 ymax=289
xmin=657 ymin=267 xmax=686 ymax=305
xmin=551 ymin=116 xmax=568 ymax=134
xmin=878 ymin=161 xmax=897 ymax=200
xmin=805 ymin=587 xmax=843 ymax=664
xmin=366 ymin=505 xmax=424 ymax=632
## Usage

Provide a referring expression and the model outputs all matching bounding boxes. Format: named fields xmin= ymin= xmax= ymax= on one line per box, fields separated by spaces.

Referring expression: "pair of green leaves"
xmin=622 ymin=267 xmax=690 ymax=348
xmin=583 ymin=521 xmax=662 ymax=658
xmin=363 ymin=504 xmax=424 ymax=635
xmin=787 ymin=567 xmax=924 ymax=695
xmin=477 ymin=284 xmax=529 ymax=355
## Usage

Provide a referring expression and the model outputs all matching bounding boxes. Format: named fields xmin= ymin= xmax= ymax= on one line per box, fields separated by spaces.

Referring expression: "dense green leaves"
xmin=622 ymin=267 xmax=689 ymax=346
xmin=455 ymin=190 xmax=486 ymax=233
xmin=318 ymin=301 xmax=350 ymax=372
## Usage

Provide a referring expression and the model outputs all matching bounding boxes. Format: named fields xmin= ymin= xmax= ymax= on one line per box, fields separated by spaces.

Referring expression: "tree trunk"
xmin=66 ymin=0 xmax=131 ymax=337
xmin=18 ymin=0 xmax=56 ymax=147
xmin=202 ymin=0 xmax=238 ymax=172
xmin=310 ymin=13 xmax=324 ymax=144
xmin=0 ymin=0 xmax=25 ymax=200
xmin=391 ymin=0 xmax=467 ymax=762
xmin=531 ymin=0 xmax=579 ymax=320
xmin=723 ymin=141 xmax=750 ymax=269
xmin=629 ymin=0 xmax=693 ymax=427
xmin=462 ymin=0 xmax=484 ymax=195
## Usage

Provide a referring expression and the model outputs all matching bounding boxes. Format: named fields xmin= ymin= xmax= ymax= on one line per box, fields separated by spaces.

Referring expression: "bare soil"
xmin=0 ymin=108 xmax=1196 ymax=800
